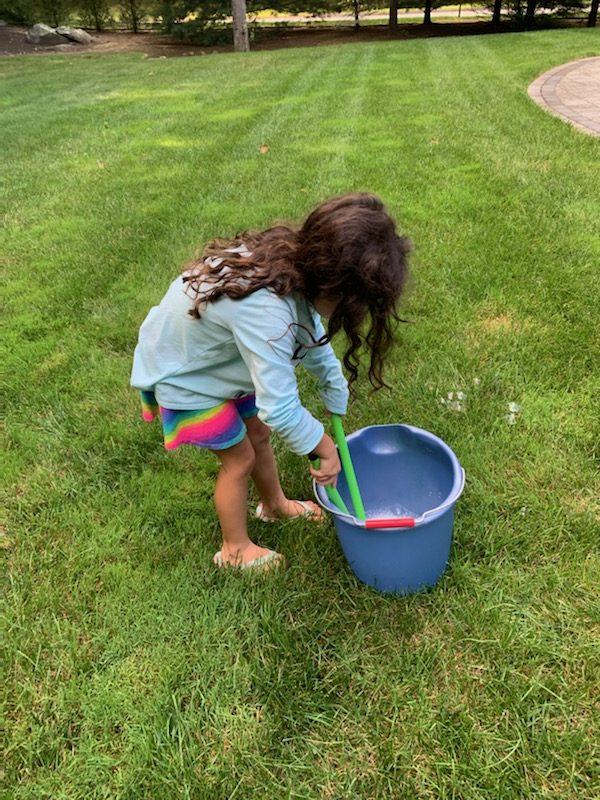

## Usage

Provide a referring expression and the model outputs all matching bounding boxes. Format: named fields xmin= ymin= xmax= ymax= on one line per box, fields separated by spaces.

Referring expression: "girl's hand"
xmin=309 ymin=433 xmax=341 ymax=486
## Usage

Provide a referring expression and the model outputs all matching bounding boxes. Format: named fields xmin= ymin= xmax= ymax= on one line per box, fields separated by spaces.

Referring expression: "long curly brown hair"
xmin=182 ymin=192 xmax=411 ymax=389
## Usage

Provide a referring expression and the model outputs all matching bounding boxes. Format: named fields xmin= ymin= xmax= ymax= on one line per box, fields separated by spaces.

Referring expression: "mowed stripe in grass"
xmin=3 ymin=30 xmax=600 ymax=799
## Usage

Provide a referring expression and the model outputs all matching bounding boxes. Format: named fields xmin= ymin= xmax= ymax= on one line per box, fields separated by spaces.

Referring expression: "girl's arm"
xmin=231 ymin=292 xmax=328 ymax=456
xmin=301 ymin=312 xmax=349 ymax=415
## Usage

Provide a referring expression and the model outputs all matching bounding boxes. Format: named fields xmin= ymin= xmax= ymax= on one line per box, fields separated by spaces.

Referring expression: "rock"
xmin=26 ymin=23 xmax=70 ymax=46
xmin=56 ymin=27 xmax=93 ymax=45
xmin=53 ymin=43 xmax=78 ymax=52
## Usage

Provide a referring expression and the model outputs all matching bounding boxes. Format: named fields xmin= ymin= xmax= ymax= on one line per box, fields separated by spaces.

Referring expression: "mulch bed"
xmin=0 ymin=20 xmax=587 ymax=59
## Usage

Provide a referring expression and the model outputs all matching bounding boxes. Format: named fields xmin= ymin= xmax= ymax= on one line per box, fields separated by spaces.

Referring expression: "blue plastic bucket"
xmin=314 ymin=424 xmax=465 ymax=595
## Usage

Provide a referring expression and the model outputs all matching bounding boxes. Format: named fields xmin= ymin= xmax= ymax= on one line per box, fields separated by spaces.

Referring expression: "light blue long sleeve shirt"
xmin=131 ymin=276 xmax=349 ymax=455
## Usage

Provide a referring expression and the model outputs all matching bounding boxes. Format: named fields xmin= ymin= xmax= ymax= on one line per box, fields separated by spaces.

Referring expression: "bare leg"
xmin=245 ymin=416 xmax=322 ymax=519
xmin=213 ymin=436 xmax=276 ymax=565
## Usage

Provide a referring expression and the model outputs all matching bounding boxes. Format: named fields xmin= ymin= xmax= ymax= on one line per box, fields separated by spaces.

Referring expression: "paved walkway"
xmin=528 ymin=57 xmax=600 ymax=137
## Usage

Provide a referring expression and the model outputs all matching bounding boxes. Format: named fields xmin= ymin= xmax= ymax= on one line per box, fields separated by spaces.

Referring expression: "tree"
xmin=79 ymin=0 xmax=111 ymax=31
xmin=423 ymin=0 xmax=433 ymax=24
xmin=156 ymin=1 xmax=229 ymax=37
xmin=389 ymin=0 xmax=399 ymax=29
xmin=588 ymin=0 xmax=598 ymax=26
xmin=232 ymin=0 xmax=249 ymax=50
xmin=119 ymin=0 xmax=146 ymax=32
xmin=345 ymin=0 xmax=384 ymax=27
xmin=491 ymin=0 xmax=502 ymax=27
xmin=523 ymin=0 xmax=537 ymax=28
xmin=35 ymin=0 xmax=73 ymax=26
xmin=0 ymin=0 xmax=37 ymax=24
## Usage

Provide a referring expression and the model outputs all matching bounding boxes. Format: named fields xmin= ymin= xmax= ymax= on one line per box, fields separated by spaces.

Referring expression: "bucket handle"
xmin=313 ymin=467 xmax=466 ymax=529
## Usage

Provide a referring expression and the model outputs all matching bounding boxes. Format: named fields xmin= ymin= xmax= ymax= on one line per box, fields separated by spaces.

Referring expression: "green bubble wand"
xmin=309 ymin=413 xmax=366 ymax=520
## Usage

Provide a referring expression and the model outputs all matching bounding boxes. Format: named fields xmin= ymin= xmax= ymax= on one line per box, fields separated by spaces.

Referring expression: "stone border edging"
xmin=528 ymin=56 xmax=600 ymax=137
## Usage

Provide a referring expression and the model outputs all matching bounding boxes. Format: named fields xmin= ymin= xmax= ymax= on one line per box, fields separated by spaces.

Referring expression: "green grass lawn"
xmin=3 ymin=29 xmax=600 ymax=799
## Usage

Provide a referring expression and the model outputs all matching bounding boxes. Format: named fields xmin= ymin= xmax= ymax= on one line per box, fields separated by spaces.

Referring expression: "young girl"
xmin=131 ymin=193 xmax=410 ymax=570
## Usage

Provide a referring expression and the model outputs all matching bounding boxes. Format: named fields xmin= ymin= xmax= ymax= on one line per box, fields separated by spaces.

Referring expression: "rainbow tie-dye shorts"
xmin=140 ymin=390 xmax=259 ymax=451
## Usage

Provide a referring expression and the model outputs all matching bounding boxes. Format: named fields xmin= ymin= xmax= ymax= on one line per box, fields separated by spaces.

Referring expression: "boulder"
xmin=56 ymin=27 xmax=93 ymax=45
xmin=53 ymin=43 xmax=78 ymax=52
xmin=26 ymin=23 xmax=70 ymax=46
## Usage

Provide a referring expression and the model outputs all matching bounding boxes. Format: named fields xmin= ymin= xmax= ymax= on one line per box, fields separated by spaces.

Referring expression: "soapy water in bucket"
xmin=369 ymin=503 xmax=415 ymax=519
xmin=333 ymin=425 xmax=456 ymax=522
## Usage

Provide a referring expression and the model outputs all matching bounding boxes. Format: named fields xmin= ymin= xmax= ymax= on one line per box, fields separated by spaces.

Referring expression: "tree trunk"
xmin=126 ymin=1 xmax=140 ymax=33
xmin=524 ymin=0 xmax=537 ymax=29
xmin=588 ymin=0 xmax=598 ymax=26
xmin=492 ymin=0 xmax=502 ymax=27
xmin=232 ymin=0 xmax=249 ymax=52
xmin=93 ymin=0 xmax=103 ymax=32
xmin=424 ymin=0 xmax=433 ymax=25
xmin=353 ymin=0 xmax=360 ymax=28
xmin=389 ymin=0 xmax=399 ymax=29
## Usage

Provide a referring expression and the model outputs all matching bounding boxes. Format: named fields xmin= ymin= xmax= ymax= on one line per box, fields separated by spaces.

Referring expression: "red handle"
xmin=365 ymin=518 xmax=416 ymax=529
